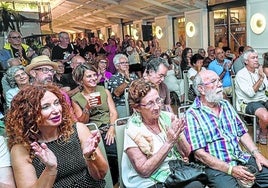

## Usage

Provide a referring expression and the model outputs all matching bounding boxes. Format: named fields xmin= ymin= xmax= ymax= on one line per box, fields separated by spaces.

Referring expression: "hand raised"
xmin=166 ymin=115 xmax=185 ymax=145
xmin=83 ymin=130 xmax=101 ymax=157
xmin=31 ymin=142 xmax=57 ymax=169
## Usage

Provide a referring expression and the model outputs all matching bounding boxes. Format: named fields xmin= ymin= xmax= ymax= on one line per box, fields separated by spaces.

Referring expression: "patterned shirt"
xmin=185 ymin=97 xmax=251 ymax=166
xmin=107 ymin=72 xmax=138 ymax=106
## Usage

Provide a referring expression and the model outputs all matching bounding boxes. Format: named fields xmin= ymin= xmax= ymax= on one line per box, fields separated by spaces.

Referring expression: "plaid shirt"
xmin=185 ymin=97 xmax=251 ymax=166
xmin=107 ymin=72 xmax=138 ymax=106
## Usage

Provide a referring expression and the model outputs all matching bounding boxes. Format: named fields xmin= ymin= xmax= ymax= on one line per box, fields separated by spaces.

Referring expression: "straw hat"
xmin=26 ymin=55 xmax=58 ymax=74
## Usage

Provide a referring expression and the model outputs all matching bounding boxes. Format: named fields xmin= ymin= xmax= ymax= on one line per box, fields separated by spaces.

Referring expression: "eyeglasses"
xmin=118 ymin=61 xmax=129 ymax=65
xmin=99 ymin=60 xmax=107 ymax=64
xmin=140 ymin=97 xmax=163 ymax=109
xmin=9 ymin=36 xmax=21 ymax=39
xmin=200 ymin=78 xmax=221 ymax=86
xmin=14 ymin=72 xmax=27 ymax=79
xmin=34 ymin=67 xmax=56 ymax=74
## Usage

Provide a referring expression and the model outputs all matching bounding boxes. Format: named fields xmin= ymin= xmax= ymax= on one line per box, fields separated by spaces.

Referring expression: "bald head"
xmin=70 ymin=55 xmax=86 ymax=70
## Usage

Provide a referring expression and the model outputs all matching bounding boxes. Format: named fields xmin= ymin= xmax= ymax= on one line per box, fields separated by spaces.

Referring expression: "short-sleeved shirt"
xmin=107 ymin=72 xmax=138 ymax=106
xmin=208 ymin=59 xmax=232 ymax=88
xmin=185 ymin=97 xmax=251 ymax=166
xmin=0 ymin=136 xmax=11 ymax=168
xmin=122 ymin=111 xmax=181 ymax=188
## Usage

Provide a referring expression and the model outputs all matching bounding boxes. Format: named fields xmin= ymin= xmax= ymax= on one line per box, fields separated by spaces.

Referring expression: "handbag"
xmin=165 ymin=160 xmax=208 ymax=188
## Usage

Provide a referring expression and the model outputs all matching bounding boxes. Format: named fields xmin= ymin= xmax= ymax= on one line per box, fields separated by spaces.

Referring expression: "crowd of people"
xmin=1 ymin=29 xmax=268 ymax=188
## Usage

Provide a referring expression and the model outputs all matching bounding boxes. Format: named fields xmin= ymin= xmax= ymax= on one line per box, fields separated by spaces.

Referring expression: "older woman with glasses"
xmin=5 ymin=65 xmax=29 ymax=108
xmin=71 ymin=63 xmax=119 ymax=185
xmin=122 ymin=78 xmax=204 ymax=188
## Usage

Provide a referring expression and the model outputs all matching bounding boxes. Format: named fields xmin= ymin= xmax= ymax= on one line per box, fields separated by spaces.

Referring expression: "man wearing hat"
xmin=26 ymin=55 xmax=58 ymax=84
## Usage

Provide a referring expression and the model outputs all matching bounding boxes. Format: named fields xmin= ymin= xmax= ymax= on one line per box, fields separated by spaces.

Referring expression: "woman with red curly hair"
xmin=5 ymin=84 xmax=108 ymax=188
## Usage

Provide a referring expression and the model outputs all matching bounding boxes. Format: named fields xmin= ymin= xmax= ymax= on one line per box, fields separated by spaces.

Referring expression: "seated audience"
xmin=235 ymin=49 xmax=268 ymax=144
xmin=5 ymin=65 xmax=29 ymax=108
xmin=208 ymin=47 xmax=233 ymax=99
xmin=5 ymin=84 xmax=108 ymax=187
xmin=187 ymin=54 xmax=206 ymax=101
xmin=203 ymin=46 xmax=215 ymax=68
xmin=53 ymin=61 xmax=67 ymax=90
xmin=71 ymin=64 xmax=119 ymax=185
xmin=0 ymin=136 xmax=16 ymax=188
xmin=144 ymin=57 xmax=173 ymax=112
xmin=94 ymin=55 xmax=112 ymax=86
xmin=162 ymin=53 xmax=184 ymax=103
xmin=108 ymin=54 xmax=138 ymax=118
xmin=232 ymin=46 xmax=253 ymax=74
xmin=122 ymin=78 xmax=204 ymax=188
xmin=185 ymin=70 xmax=268 ymax=188
xmin=61 ymin=55 xmax=86 ymax=97
xmin=1 ymin=58 xmax=22 ymax=97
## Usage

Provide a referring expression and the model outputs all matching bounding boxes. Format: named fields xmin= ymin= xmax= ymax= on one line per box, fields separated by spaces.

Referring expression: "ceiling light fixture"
xmin=250 ymin=13 xmax=266 ymax=35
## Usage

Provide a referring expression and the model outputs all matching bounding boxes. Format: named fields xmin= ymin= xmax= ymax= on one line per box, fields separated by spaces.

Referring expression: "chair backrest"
xmin=178 ymin=104 xmax=191 ymax=118
xmin=115 ymin=117 xmax=130 ymax=188
xmin=86 ymin=123 xmax=114 ymax=188
xmin=124 ymin=88 xmax=130 ymax=117
xmin=183 ymin=70 xmax=191 ymax=105
xmin=231 ymin=75 xmax=237 ymax=109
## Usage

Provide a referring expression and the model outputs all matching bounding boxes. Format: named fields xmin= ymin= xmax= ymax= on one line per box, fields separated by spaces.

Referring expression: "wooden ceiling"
xmin=42 ymin=0 xmax=207 ymax=33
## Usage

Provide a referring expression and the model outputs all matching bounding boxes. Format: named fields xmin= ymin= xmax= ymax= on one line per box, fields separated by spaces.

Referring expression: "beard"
xmin=205 ymin=88 xmax=223 ymax=103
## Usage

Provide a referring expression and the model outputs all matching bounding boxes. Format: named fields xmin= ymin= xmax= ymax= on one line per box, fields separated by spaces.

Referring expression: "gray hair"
xmin=145 ymin=57 xmax=169 ymax=73
xmin=193 ymin=73 xmax=203 ymax=96
xmin=113 ymin=53 xmax=128 ymax=66
xmin=7 ymin=58 xmax=21 ymax=67
xmin=6 ymin=65 xmax=26 ymax=88
xmin=243 ymin=48 xmax=257 ymax=62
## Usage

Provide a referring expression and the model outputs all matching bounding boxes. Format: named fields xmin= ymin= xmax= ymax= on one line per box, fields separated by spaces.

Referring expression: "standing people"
xmin=105 ymin=38 xmax=118 ymax=74
xmin=51 ymin=31 xmax=79 ymax=73
xmin=5 ymin=84 xmax=108 ymax=187
xmin=185 ymin=70 xmax=268 ymax=188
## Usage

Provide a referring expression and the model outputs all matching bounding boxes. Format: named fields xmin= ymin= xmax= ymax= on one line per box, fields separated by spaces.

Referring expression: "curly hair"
xmin=6 ymin=65 xmax=26 ymax=88
xmin=5 ymin=84 xmax=74 ymax=157
xmin=128 ymin=78 xmax=158 ymax=108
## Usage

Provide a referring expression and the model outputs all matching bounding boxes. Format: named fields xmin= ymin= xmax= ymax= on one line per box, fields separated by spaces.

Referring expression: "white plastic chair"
xmin=86 ymin=123 xmax=114 ymax=188
xmin=124 ymin=88 xmax=130 ymax=117
xmin=114 ymin=117 xmax=130 ymax=188
xmin=231 ymin=75 xmax=258 ymax=143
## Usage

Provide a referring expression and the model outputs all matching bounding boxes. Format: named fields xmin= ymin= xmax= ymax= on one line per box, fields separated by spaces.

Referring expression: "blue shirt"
xmin=185 ymin=97 xmax=251 ymax=166
xmin=208 ymin=59 xmax=232 ymax=87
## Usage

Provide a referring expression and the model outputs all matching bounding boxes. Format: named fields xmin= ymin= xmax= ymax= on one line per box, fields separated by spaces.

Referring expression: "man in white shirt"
xmin=235 ymin=49 xmax=268 ymax=144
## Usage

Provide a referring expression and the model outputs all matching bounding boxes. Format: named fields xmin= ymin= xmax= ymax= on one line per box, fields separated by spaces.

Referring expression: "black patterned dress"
xmin=32 ymin=125 xmax=105 ymax=188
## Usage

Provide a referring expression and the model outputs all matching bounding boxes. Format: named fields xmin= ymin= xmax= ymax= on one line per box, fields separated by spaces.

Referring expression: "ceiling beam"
xmin=123 ymin=5 xmax=157 ymax=16
xmin=142 ymin=0 xmax=181 ymax=13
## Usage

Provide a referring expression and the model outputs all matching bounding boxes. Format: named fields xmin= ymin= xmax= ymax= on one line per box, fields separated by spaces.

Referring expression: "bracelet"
xmin=109 ymin=123 xmax=115 ymax=127
xmin=251 ymin=149 xmax=260 ymax=156
xmin=227 ymin=165 xmax=233 ymax=175
xmin=83 ymin=108 xmax=90 ymax=114
xmin=83 ymin=151 xmax=97 ymax=161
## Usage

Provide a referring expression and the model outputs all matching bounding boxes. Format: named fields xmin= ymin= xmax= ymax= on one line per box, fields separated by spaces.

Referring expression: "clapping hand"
xmin=83 ymin=130 xmax=100 ymax=158
xmin=31 ymin=142 xmax=57 ymax=169
xmin=166 ymin=115 xmax=185 ymax=145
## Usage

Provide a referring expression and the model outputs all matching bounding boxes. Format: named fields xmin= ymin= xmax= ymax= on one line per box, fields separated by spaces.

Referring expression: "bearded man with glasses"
xmin=0 ymin=30 xmax=35 ymax=70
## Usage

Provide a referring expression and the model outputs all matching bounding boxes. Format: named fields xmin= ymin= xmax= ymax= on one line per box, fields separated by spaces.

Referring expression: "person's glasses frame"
xmin=199 ymin=78 xmax=221 ymax=86
xmin=139 ymin=97 xmax=164 ymax=109
xmin=34 ymin=67 xmax=56 ymax=74
xmin=9 ymin=36 xmax=22 ymax=39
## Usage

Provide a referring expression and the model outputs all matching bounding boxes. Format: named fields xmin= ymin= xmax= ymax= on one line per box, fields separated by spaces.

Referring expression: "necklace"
xmin=144 ymin=123 xmax=166 ymax=144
